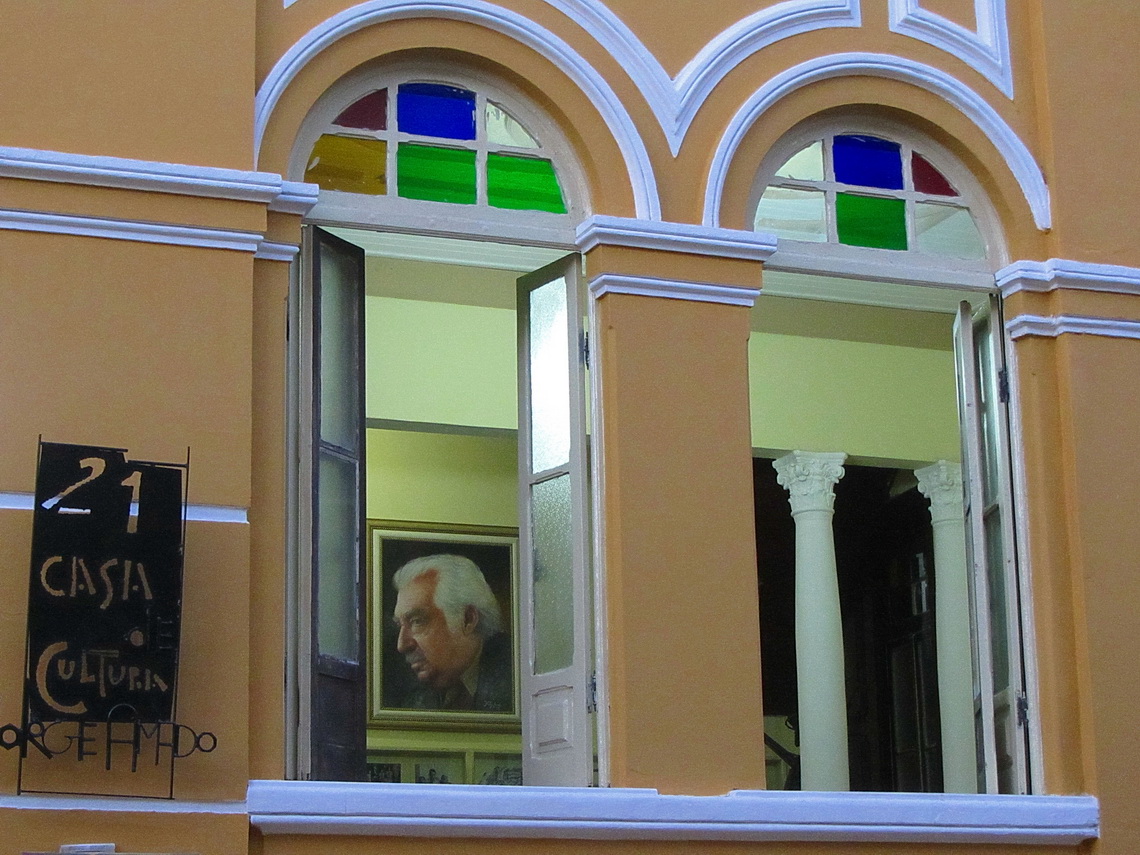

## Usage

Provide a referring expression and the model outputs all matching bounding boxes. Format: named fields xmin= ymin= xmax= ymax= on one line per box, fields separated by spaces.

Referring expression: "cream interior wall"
xmin=367 ymin=295 xmax=960 ymax=467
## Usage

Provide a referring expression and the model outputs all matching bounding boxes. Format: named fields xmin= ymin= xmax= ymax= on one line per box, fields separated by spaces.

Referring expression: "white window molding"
xmin=588 ymin=273 xmax=760 ymax=307
xmin=247 ymin=780 xmax=1098 ymax=845
xmin=255 ymin=0 xmax=660 ymax=219
xmin=889 ymin=0 xmax=1013 ymax=98
xmin=1006 ymin=314 xmax=1140 ymax=341
xmin=997 ymin=258 xmax=1140 ymax=297
xmin=704 ymin=53 xmax=1049 ymax=231
xmin=0 ymin=145 xmax=318 ymax=213
xmin=0 ymin=208 xmax=265 ymax=254
xmin=576 ymin=215 xmax=776 ymax=261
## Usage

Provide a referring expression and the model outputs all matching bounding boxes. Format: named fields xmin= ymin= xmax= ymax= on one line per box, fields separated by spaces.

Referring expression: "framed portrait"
xmin=368 ymin=520 xmax=519 ymax=729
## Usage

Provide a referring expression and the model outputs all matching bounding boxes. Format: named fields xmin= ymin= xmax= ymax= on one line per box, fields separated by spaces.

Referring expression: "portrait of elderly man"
xmin=391 ymin=553 xmax=513 ymax=712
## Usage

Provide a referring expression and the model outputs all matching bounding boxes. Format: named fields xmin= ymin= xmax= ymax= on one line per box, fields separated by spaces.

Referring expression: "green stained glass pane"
xmin=487 ymin=153 xmax=566 ymax=213
xmin=397 ymin=143 xmax=476 ymax=204
xmin=304 ymin=135 xmax=387 ymax=195
xmin=836 ymin=193 xmax=907 ymax=250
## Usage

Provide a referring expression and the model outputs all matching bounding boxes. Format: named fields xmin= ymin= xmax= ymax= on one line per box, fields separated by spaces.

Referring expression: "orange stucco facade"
xmin=0 ymin=0 xmax=1137 ymax=852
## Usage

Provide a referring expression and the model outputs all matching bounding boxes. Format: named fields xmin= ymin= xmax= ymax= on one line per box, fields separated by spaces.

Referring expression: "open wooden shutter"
xmin=306 ymin=226 xmax=367 ymax=781
xmin=516 ymin=255 xmax=593 ymax=786
xmin=954 ymin=296 xmax=1029 ymax=794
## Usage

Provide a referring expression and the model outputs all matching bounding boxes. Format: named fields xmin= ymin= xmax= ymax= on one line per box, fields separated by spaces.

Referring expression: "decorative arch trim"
xmin=889 ymin=0 xmax=1012 ymax=99
xmin=254 ymin=0 xmax=661 ymax=218
xmin=702 ymin=52 xmax=1050 ymax=230
xmin=543 ymin=0 xmax=861 ymax=154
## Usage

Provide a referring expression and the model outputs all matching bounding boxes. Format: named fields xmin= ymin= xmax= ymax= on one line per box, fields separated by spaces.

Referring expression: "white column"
xmin=915 ymin=460 xmax=978 ymax=794
xmin=773 ymin=450 xmax=849 ymax=792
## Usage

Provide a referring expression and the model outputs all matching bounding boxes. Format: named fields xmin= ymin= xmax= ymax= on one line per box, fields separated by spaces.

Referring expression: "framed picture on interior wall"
xmin=368 ymin=520 xmax=520 ymax=729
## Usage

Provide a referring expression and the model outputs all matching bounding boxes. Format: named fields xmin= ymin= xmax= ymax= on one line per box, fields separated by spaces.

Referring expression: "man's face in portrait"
xmin=393 ymin=569 xmax=481 ymax=691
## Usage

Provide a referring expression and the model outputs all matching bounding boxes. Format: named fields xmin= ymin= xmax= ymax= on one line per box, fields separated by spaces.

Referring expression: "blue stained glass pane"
xmin=833 ymin=134 xmax=904 ymax=190
xmin=397 ymin=83 xmax=476 ymax=140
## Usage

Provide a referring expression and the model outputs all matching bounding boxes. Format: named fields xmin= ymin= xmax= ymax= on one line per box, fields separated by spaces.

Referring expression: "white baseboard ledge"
xmin=247 ymin=780 xmax=1097 ymax=845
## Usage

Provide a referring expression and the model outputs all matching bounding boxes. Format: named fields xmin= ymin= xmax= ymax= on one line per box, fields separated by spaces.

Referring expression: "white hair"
xmin=393 ymin=554 xmax=502 ymax=638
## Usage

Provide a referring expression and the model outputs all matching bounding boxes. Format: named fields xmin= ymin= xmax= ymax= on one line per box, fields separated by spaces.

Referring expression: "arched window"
xmin=744 ymin=118 xmax=1030 ymax=796
xmin=291 ymin=63 xmax=585 ymax=241
xmin=754 ymin=133 xmax=988 ymax=259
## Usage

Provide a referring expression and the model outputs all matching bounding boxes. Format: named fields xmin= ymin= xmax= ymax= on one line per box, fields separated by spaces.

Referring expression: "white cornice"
xmin=577 ymin=216 xmax=776 ymax=261
xmin=1006 ymin=314 xmax=1140 ymax=341
xmin=889 ymin=0 xmax=1012 ymax=98
xmin=997 ymin=259 xmax=1140 ymax=297
xmin=0 ymin=146 xmax=317 ymax=214
xmin=247 ymin=780 xmax=1097 ymax=845
xmin=0 ymin=793 xmax=247 ymax=813
xmin=256 ymin=239 xmax=302 ymax=261
xmin=543 ymin=0 xmax=860 ymax=154
xmin=254 ymin=0 xmax=660 ymax=219
xmin=589 ymin=274 xmax=760 ymax=307
xmin=704 ymin=53 xmax=1050 ymax=231
xmin=0 ymin=209 xmax=264 ymax=253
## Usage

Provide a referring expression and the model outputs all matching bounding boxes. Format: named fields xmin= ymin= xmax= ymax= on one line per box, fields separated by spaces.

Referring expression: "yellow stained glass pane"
xmin=304 ymin=135 xmax=387 ymax=195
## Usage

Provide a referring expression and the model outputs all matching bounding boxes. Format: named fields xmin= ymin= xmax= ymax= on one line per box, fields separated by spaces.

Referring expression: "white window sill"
xmin=246 ymin=780 xmax=1097 ymax=845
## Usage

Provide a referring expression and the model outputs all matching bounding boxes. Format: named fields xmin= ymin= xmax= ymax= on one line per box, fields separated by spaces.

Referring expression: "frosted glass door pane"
xmin=528 ymin=277 xmax=571 ymax=473
xmin=320 ymin=247 xmax=360 ymax=452
xmin=317 ymin=451 xmax=359 ymax=661
xmin=532 ymin=474 xmax=573 ymax=675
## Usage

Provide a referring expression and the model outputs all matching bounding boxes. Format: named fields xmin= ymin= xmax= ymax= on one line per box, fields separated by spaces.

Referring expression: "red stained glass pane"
xmin=912 ymin=152 xmax=956 ymax=196
xmin=333 ymin=90 xmax=388 ymax=131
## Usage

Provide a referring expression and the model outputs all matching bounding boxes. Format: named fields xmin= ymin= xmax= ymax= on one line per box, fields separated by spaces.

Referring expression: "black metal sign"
xmin=25 ymin=442 xmax=186 ymax=725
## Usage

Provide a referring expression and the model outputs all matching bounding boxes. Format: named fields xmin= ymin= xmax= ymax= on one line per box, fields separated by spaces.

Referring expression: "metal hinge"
xmin=581 ymin=330 xmax=590 ymax=370
xmin=1016 ymin=690 xmax=1029 ymax=726
xmin=586 ymin=671 xmax=597 ymax=713
xmin=998 ymin=368 xmax=1011 ymax=403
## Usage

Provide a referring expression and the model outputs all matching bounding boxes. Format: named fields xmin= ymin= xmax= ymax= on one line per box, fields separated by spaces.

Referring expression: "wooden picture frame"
xmin=367 ymin=520 xmax=519 ymax=730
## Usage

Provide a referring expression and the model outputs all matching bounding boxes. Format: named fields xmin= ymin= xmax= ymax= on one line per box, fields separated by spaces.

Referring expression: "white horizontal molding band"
xmin=0 ymin=492 xmax=249 ymax=524
xmin=577 ymin=215 xmax=777 ymax=261
xmin=255 ymin=0 xmax=660 ymax=219
xmin=247 ymin=781 xmax=1097 ymax=845
xmin=590 ymin=274 xmax=759 ymax=307
xmin=888 ymin=0 xmax=1012 ymax=98
xmin=256 ymin=239 xmax=301 ymax=261
xmin=0 ymin=793 xmax=247 ymax=814
xmin=1007 ymin=314 xmax=1140 ymax=341
xmin=997 ymin=258 xmax=1140 ymax=297
xmin=705 ymin=52 xmax=1049 ymax=230
xmin=0 ymin=209 xmax=263 ymax=253
xmin=0 ymin=146 xmax=317 ymax=214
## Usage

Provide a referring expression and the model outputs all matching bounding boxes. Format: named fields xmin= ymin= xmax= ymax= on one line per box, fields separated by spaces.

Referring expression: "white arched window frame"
xmin=285 ymin=59 xmax=602 ymax=792
xmin=746 ymin=114 xmax=1037 ymax=796
xmin=289 ymin=60 xmax=590 ymax=245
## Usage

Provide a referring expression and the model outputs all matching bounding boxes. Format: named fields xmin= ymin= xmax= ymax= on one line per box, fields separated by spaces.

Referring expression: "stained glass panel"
xmin=913 ymin=152 xmax=957 ymax=196
xmin=487 ymin=154 xmax=566 ymax=213
xmin=397 ymin=83 xmax=477 ymax=140
xmin=915 ymin=203 xmax=985 ymax=258
xmin=836 ymin=193 xmax=907 ymax=250
xmin=833 ymin=134 xmax=904 ymax=190
xmin=754 ymin=186 xmax=827 ymax=241
xmin=396 ymin=143 xmax=476 ymax=204
xmin=487 ymin=102 xmax=539 ymax=148
xmin=332 ymin=89 xmax=388 ymax=131
xmin=775 ymin=140 xmax=825 ymax=181
xmin=304 ymin=135 xmax=387 ymax=195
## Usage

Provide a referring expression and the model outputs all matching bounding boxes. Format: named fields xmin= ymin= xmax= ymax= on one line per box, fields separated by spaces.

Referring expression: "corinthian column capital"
xmin=773 ymin=451 xmax=847 ymax=515
xmin=915 ymin=460 xmax=966 ymax=525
